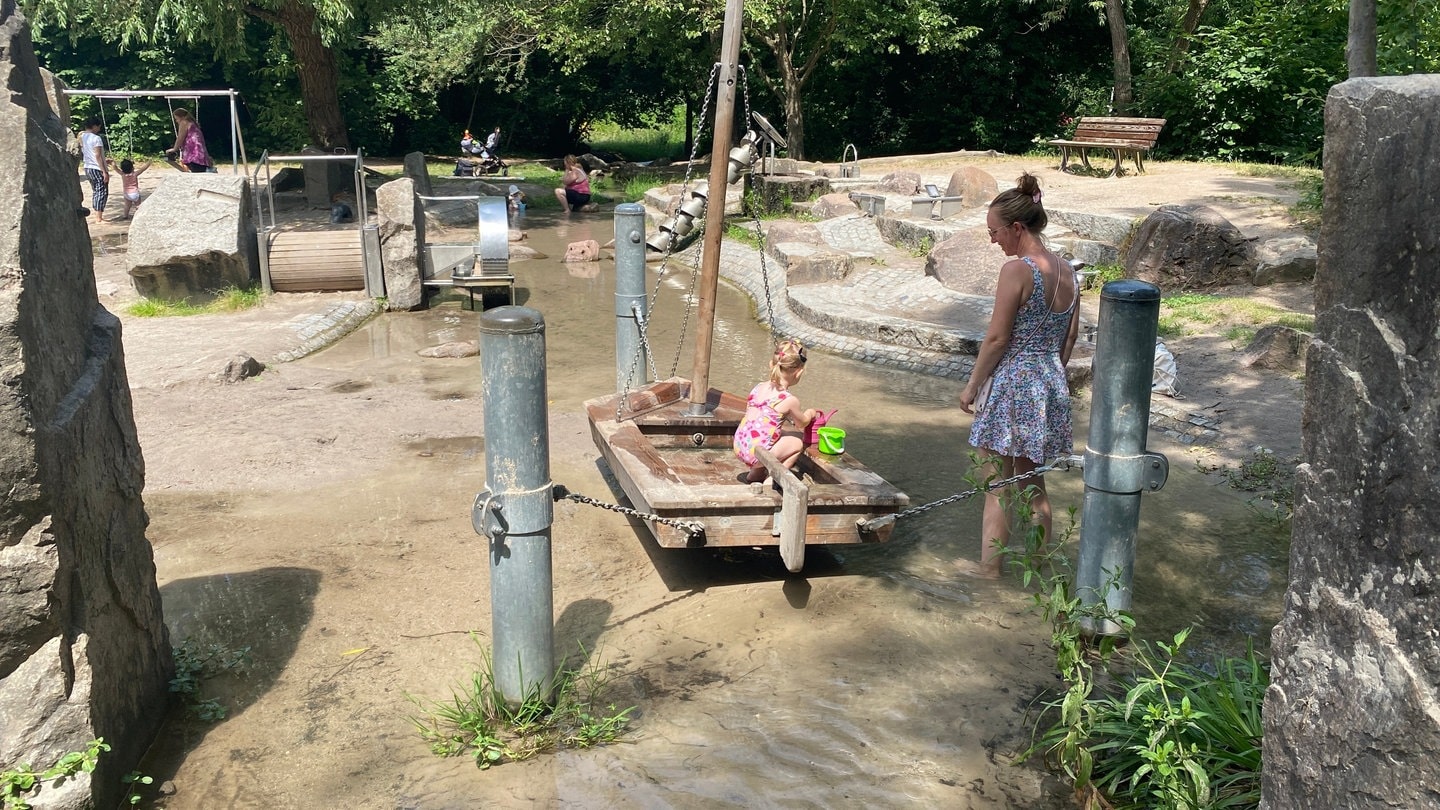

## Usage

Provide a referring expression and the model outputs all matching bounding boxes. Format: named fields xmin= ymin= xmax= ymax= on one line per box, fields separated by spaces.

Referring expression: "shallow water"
xmin=144 ymin=206 xmax=1287 ymax=808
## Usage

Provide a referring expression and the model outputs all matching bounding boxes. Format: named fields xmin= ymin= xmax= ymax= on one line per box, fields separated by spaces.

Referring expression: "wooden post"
xmin=755 ymin=447 xmax=808 ymax=572
xmin=685 ymin=0 xmax=744 ymax=417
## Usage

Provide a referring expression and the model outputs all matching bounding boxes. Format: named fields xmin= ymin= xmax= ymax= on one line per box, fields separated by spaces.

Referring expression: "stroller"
xmin=455 ymin=132 xmax=507 ymax=177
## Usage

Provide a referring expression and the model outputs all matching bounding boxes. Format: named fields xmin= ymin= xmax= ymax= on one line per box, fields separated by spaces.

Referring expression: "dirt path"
xmin=90 ymin=156 xmax=1309 ymax=807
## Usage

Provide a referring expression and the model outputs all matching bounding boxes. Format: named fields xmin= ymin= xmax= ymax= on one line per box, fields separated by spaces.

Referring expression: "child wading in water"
xmin=733 ymin=340 xmax=818 ymax=484
xmin=109 ymin=158 xmax=153 ymax=219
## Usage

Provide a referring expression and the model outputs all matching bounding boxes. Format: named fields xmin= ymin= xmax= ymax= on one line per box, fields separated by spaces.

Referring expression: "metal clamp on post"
xmin=1083 ymin=449 xmax=1169 ymax=494
xmin=471 ymin=482 xmax=556 ymax=539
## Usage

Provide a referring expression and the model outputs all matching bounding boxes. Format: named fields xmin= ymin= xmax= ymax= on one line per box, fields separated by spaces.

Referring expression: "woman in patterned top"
xmin=956 ymin=173 xmax=1080 ymax=579
xmin=733 ymin=340 xmax=818 ymax=484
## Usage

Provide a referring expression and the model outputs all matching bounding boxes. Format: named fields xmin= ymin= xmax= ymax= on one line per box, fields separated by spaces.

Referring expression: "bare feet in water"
xmin=953 ymin=559 xmax=1002 ymax=580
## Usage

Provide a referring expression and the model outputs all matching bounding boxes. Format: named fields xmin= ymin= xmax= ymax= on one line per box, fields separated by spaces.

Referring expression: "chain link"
xmin=736 ymin=65 xmax=778 ymax=341
xmin=861 ymin=455 xmax=1083 ymax=531
xmin=554 ymin=484 xmax=706 ymax=537
xmin=618 ymin=62 xmax=720 ymax=414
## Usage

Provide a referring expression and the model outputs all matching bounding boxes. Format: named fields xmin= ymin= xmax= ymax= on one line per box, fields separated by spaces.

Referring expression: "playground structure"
xmin=418 ymin=194 xmax=514 ymax=310
xmin=251 ymin=151 xmax=381 ymax=295
xmin=62 ymin=88 xmax=248 ymax=173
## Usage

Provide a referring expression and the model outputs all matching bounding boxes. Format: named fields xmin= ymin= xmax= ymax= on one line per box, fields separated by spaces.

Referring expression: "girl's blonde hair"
xmin=769 ymin=339 xmax=808 ymax=385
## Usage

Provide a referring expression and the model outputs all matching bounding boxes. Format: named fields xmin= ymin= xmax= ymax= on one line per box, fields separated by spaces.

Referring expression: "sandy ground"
xmin=83 ymin=155 xmax=1310 ymax=807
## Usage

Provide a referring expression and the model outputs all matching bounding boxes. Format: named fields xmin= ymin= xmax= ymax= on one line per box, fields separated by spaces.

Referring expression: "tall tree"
xmin=1105 ymin=0 xmax=1133 ymax=112
xmin=26 ymin=0 xmax=361 ymax=149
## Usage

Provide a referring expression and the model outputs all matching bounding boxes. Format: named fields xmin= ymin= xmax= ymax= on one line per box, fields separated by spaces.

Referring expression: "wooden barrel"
xmin=266 ymin=229 xmax=365 ymax=292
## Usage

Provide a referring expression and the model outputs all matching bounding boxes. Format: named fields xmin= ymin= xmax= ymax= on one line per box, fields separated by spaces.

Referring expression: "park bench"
xmin=1050 ymin=117 xmax=1167 ymax=177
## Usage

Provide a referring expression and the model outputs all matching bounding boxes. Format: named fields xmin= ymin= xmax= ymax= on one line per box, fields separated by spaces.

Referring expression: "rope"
xmin=553 ymin=484 xmax=706 ymax=537
xmin=858 ymin=455 xmax=1083 ymax=533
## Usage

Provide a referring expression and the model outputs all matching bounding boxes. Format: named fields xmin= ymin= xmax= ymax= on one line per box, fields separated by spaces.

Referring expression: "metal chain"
xmin=615 ymin=304 xmax=663 ymax=421
xmin=863 ymin=455 xmax=1083 ymax=530
xmin=664 ymin=64 xmax=721 ymax=379
xmin=618 ymin=62 xmax=720 ymax=414
xmin=553 ymin=484 xmax=706 ymax=537
xmin=736 ymin=65 xmax=779 ymax=340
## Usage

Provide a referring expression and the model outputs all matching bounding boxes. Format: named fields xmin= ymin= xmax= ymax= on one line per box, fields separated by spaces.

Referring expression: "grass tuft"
xmin=1157 ymin=294 xmax=1313 ymax=339
xmin=125 ymin=286 xmax=266 ymax=318
xmin=410 ymin=638 xmax=634 ymax=769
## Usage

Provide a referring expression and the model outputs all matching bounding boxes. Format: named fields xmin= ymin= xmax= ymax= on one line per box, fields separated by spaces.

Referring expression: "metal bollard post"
xmin=472 ymin=306 xmax=554 ymax=704
xmin=1076 ymin=280 xmax=1169 ymax=636
xmin=614 ymin=203 xmax=649 ymax=393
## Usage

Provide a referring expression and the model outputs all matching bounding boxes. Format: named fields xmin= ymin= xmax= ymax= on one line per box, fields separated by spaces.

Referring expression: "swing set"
xmin=61 ymin=88 xmax=248 ymax=173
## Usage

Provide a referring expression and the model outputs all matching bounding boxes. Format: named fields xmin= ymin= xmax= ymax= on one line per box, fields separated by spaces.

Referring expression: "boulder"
xmin=1 ymin=18 xmax=170 ymax=807
xmin=1123 ymin=204 xmax=1255 ymax=290
xmin=924 ymin=229 xmax=998 ymax=296
xmin=508 ymin=228 xmax=527 ymax=242
xmin=214 ymin=353 xmax=265 ymax=383
xmin=768 ymin=241 xmax=852 ymax=285
xmin=402 ymin=151 xmax=433 ymax=198
xmin=375 ymin=177 xmax=424 ymax=311
xmin=563 ymin=240 xmax=600 ymax=262
xmin=878 ymin=171 xmax=922 ymax=196
xmin=509 ymin=244 xmax=547 ymax=261
xmin=1238 ymin=325 xmax=1311 ymax=371
xmin=1050 ymin=209 xmax=1138 ymax=246
xmin=1263 ymin=75 xmax=1440 ymax=810
xmin=811 ymin=192 xmax=860 ymax=219
xmin=126 ymin=173 xmax=258 ymax=302
xmin=752 ymin=174 xmax=831 ymax=215
xmin=1252 ymin=236 xmax=1317 ymax=285
xmin=943 ymin=167 xmax=998 ymax=208
xmin=762 ymin=219 xmax=825 ymax=248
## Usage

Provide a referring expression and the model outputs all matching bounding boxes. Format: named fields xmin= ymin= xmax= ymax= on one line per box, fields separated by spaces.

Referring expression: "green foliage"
xmin=1090 ymin=263 xmax=1126 ymax=285
xmin=122 ymin=771 xmax=154 ymax=806
xmin=410 ymin=639 xmax=634 ymax=768
xmin=588 ymin=111 xmax=685 ymax=162
xmin=170 ymin=638 xmax=253 ymax=720
xmin=2 ymin=739 xmax=109 ymax=810
xmin=975 ymin=467 xmax=1268 ymax=810
xmin=724 ymin=223 xmax=763 ymax=250
xmin=125 ymin=286 xmax=266 ymax=317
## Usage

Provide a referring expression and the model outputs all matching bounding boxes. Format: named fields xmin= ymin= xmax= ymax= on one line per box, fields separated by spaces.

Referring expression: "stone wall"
xmin=1262 ymin=76 xmax=1440 ymax=808
xmin=0 ymin=6 xmax=171 ymax=808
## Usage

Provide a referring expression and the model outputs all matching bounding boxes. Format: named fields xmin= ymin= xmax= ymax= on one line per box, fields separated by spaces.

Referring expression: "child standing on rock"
xmin=733 ymin=340 xmax=818 ymax=484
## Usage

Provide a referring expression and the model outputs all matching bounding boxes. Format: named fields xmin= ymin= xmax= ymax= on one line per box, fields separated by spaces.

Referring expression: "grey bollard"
xmin=472 ymin=306 xmax=554 ymax=704
xmin=1076 ymin=280 xmax=1169 ymax=636
xmin=614 ymin=203 xmax=649 ymax=393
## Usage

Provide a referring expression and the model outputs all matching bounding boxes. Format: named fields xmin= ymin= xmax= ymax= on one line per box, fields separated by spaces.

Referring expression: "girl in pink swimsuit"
xmin=733 ymin=340 xmax=818 ymax=483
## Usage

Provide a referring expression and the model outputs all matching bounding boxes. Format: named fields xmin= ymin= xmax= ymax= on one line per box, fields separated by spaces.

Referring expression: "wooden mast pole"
xmin=684 ymin=0 xmax=745 ymax=416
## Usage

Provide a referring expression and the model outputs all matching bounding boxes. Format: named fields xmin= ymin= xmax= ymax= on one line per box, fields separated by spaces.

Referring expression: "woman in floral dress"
xmin=956 ymin=173 xmax=1080 ymax=578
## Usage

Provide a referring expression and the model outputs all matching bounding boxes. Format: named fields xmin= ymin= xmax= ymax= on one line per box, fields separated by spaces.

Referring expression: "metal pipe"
xmin=684 ymin=0 xmax=744 ymax=416
xmin=614 ymin=203 xmax=649 ymax=393
xmin=1076 ymin=280 xmax=1169 ymax=636
xmin=473 ymin=307 xmax=555 ymax=705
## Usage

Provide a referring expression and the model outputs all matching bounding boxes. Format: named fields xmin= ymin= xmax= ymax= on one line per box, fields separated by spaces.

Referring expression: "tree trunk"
xmin=275 ymin=0 xmax=351 ymax=150
xmin=1347 ymin=0 xmax=1377 ymax=76
xmin=778 ymin=56 xmax=806 ymax=160
xmin=1105 ymin=0 xmax=1134 ymax=114
xmin=1166 ymin=0 xmax=1211 ymax=73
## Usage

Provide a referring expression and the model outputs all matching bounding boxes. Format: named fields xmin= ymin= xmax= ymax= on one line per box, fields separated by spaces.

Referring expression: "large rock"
xmin=943 ymin=167 xmax=998 ymax=208
xmin=563 ymin=240 xmax=600 ymax=262
xmin=877 ymin=171 xmax=921 ymax=195
xmin=762 ymin=219 xmax=825 ymax=247
xmin=924 ymin=229 xmax=997 ymax=296
xmin=751 ymin=174 xmax=831 ymax=215
xmin=126 ymin=173 xmax=258 ymax=302
xmin=402 ymin=151 xmax=433 ymax=198
xmin=768 ymin=241 xmax=852 ymax=285
xmin=1262 ymin=76 xmax=1440 ymax=810
xmin=1123 ymin=204 xmax=1254 ymax=290
xmin=1252 ymin=236 xmax=1317 ymax=285
xmin=1239 ymin=325 xmax=1311 ymax=371
xmin=375 ymin=177 xmax=424 ymax=311
xmin=1 ymin=11 xmax=171 ymax=808
xmin=811 ymin=192 xmax=860 ymax=219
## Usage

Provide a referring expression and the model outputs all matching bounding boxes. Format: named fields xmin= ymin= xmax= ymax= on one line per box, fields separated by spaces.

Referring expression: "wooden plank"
xmin=756 ymin=447 xmax=808 ymax=572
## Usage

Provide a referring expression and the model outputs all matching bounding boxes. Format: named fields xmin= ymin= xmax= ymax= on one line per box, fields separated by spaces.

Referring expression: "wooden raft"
xmin=266 ymin=229 xmax=365 ymax=292
xmin=585 ymin=379 xmax=908 ymax=563
xmin=1050 ymin=116 xmax=1167 ymax=176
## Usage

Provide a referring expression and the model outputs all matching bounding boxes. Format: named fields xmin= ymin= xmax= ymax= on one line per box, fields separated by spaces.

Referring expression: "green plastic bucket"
xmin=816 ymin=426 xmax=846 ymax=455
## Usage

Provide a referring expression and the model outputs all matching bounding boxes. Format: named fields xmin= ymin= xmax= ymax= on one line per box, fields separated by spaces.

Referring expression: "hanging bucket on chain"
xmin=816 ymin=426 xmax=846 ymax=455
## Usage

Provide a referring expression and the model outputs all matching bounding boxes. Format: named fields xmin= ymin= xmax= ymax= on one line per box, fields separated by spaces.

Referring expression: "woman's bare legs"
xmin=957 ymin=451 xmax=1050 ymax=579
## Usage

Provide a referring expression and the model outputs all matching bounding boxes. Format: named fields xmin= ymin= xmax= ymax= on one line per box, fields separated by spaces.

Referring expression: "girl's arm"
xmin=959 ymin=259 xmax=1029 ymax=413
xmin=778 ymin=396 xmax=816 ymax=430
xmin=135 ymin=161 xmax=153 ymax=176
xmin=169 ymin=120 xmax=188 ymax=155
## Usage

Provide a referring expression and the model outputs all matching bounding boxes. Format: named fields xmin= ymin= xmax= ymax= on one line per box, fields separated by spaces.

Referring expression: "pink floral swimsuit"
xmin=733 ymin=384 xmax=792 ymax=467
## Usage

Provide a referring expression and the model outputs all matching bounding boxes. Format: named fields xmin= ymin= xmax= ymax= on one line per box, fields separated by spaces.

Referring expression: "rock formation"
xmin=1262 ymin=75 xmax=1440 ymax=809
xmin=127 ymin=174 xmax=258 ymax=302
xmin=0 ymin=7 xmax=171 ymax=808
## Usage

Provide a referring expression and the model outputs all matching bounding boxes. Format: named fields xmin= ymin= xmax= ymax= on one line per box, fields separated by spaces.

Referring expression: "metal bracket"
xmin=1082 ymin=449 xmax=1169 ymax=494
xmin=472 ymin=489 xmax=504 ymax=539
xmin=472 ymin=482 xmax=556 ymax=539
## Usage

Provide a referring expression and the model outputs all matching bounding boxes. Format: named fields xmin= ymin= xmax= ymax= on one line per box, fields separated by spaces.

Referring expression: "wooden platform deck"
xmin=585 ymin=379 xmax=908 ymax=551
